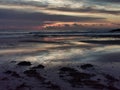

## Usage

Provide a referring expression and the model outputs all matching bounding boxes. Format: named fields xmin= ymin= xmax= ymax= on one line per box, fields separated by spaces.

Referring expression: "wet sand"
xmin=0 ymin=36 xmax=120 ymax=90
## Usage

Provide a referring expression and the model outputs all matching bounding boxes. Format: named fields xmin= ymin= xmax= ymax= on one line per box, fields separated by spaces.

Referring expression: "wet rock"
xmin=81 ymin=64 xmax=94 ymax=69
xmin=11 ymin=72 xmax=21 ymax=78
xmin=103 ymin=74 xmax=119 ymax=90
xmin=16 ymin=83 xmax=30 ymax=90
xmin=45 ymin=81 xmax=61 ymax=90
xmin=4 ymin=70 xmax=13 ymax=74
xmin=11 ymin=61 xmax=17 ymax=63
xmin=107 ymin=85 xmax=120 ymax=90
xmin=4 ymin=70 xmax=21 ymax=78
xmin=60 ymin=67 xmax=77 ymax=72
xmin=1 ymin=77 xmax=9 ymax=80
xmin=31 ymin=64 xmax=45 ymax=69
xmin=82 ymin=80 xmax=106 ymax=89
xmin=59 ymin=67 xmax=102 ymax=88
xmin=60 ymin=67 xmax=95 ymax=79
xmin=59 ymin=67 xmax=120 ymax=90
xmin=24 ymin=69 xmax=45 ymax=81
xmin=104 ymin=74 xmax=119 ymax=82
xmin=24 ymin=69 xmax=61 ymax=90
xmin=17 ymin=61 xmax=31 ymax=66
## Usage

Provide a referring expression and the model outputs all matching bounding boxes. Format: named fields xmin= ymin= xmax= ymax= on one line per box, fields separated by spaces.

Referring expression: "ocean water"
xmin=0 ymin=32 xmax=29 ymax=38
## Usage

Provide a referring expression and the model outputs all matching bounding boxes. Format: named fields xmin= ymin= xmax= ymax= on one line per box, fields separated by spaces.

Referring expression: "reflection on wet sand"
xmin=0 ymin=38 xmax=96 ymax=55
xmin=0 ymin=36 xmax=120 ymax=66
xmin=81 ymin=40 xmax=120 ymax=45
xmin=0 ymin=36 xmax=120 ymax=90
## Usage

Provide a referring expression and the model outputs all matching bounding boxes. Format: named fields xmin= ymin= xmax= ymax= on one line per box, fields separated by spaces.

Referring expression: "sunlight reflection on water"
xmin=15 ymin=44 xmax=120 ymax=68
xmin=0 ymin=36 xmax=120 ymax=67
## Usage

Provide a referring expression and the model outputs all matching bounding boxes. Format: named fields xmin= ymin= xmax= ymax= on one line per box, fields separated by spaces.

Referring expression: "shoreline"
xmin=0 ymin=36 xmax=120 ymax=90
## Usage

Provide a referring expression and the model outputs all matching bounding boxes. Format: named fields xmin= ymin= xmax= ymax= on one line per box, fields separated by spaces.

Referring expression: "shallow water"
xmin=0 ymin=35 xmax=120 ymax=64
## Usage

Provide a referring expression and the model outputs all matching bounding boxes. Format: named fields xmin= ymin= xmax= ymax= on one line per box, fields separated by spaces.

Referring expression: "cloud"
xmin=48 ymin=6 xmax=120 ymax=15
xmin=0 ymin=8 xmax=105 ymax=22
xmin=0 ymin=0 xmax=119 ymax=31
xmin=0 ymin=0 xmax=119 ymax=15
xmin=0 ymin=8 xmax=106 ymax=30
xmin=91 ymin=0 xmax=120 ymax=3
xmin=43 ymin=22 xmax=119 ymax=31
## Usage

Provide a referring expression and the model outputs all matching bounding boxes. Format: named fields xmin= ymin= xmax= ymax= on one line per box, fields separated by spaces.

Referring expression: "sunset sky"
xmin=0 ymin=0 xmax=120 ymax=31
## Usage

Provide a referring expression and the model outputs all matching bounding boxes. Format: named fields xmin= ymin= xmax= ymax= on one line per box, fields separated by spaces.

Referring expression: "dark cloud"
xmin=0 ymin=9 xmax=105 ymax=22
xmin=0 ymin=8 xmax=106 ymax=30
xmin=0 ymin=0 xmax=119 ymax=31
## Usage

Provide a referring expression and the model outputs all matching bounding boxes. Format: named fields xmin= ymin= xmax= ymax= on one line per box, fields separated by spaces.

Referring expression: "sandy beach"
xmin=0 ymin=34 xmax=120 ymax=90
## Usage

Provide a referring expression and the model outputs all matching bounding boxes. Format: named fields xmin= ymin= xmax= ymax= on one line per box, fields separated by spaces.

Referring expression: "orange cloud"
xmin=43 ymin=22 xmax=119 ymax=30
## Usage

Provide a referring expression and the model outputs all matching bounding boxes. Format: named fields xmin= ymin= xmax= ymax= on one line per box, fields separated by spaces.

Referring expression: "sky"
xmin=0 ymin=0 xmax=120 ymax=32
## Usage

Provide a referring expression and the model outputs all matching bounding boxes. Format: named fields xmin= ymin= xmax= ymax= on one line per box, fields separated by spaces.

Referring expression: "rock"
xmin=16 ymin=83 xmax=30 ymax=90
xmin=59 ymin=67 xmax=96 ymax=87
xmin=17 ymin=61 xmax=31 ymax=66
xmin=31 ymin=64 xmax=45 ymax=69
xmin=1 ymin=77 xmax=9 ymax=80
xmin=81 ymin=64 xmax=94 ymax=69
xmin=11 ymin=71 xmax=21 ymax=78
xmin=4 ymin=70 xmax=12 ymax=74
xmin=11 ymin=61 xmax=17 ymax=63
xmin=46 ymin=81 xmax=61 ymax=90
xmin=24 ymin=69 xmax=61 ymax=90
xmin=4 ymin=70 xmax=21 ymax=78
xmin=24 ymin=69 xmax=45 ymax=81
